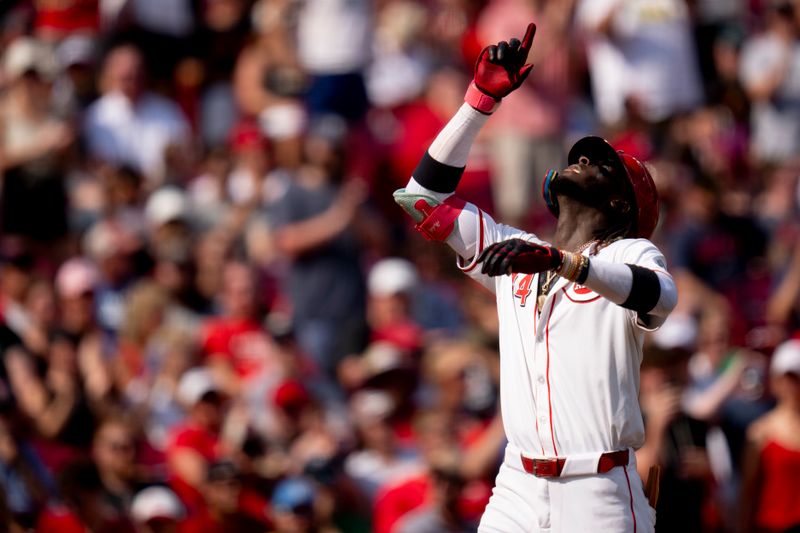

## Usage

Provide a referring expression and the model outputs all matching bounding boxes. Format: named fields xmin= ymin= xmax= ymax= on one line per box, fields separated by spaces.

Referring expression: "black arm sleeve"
xmin=412 ymin=151 xmax=465 ymax=194
xmin=620 ymin=265 xmax=661 ymax=314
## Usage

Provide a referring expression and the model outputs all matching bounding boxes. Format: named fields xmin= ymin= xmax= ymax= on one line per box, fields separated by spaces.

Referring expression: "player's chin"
xmin=552 ymin=173 xmax=608 ymax=199
xmin=551 ymin=174 xmax=584 ymax=196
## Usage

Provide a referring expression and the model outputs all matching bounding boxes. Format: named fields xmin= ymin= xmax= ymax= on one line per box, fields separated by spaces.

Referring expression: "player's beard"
xmin=550 ymin=173 xmax=612 ymax=211
xmin=551 ymin=172 xmax=634 ymax=238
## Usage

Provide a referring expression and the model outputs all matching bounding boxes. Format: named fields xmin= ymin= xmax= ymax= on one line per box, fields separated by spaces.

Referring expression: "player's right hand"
xmin=477 ymin=238 xmax=561 ymax=276
xmin=473 ymin=22 xmax=536 ymax=100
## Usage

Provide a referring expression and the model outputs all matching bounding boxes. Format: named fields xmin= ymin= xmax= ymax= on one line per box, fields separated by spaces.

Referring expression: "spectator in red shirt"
xmin=371 ymin=410 xmax=450 ymax=533
xmin=740 ymin=340 xmax=800 ymax=533
xmin=201 ymin=260 xmax=281 ymax=397
xmin=372 ymin=405 xmax=504 ymax=533
xmin=167 ymin=368 xmax=228 ymax=513
xmin=179 ymin=460 xmax=270 ymax=533
xmin=36 ymin=459 xmax=135 ymax=533
xmin=394 ymin=457 xmax=492 ymax=533
xmin=366 ymin=258 xmax=423 ymax=353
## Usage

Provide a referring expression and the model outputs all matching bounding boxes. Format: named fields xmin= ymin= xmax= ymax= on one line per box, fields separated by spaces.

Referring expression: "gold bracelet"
xmin=555 ymin=252 xmax=569 ymax=277
xmin=569 ymin=255 xmax=581 ymax=281
xmin=558 ymin=251 xmax=580 ymax=281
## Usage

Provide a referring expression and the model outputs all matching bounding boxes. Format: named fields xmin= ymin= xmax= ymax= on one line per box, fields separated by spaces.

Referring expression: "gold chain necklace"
xmin=537 ymin=239 xmax=596 ymax=311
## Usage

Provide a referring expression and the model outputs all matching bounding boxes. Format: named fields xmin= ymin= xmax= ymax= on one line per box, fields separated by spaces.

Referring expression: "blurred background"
xmin=0 ymin=0 xmax=799 ymax=532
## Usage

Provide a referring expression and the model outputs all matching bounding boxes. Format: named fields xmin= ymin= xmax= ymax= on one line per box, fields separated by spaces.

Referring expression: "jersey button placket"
xmin=533 ymin=302 xmax=550 ymax=453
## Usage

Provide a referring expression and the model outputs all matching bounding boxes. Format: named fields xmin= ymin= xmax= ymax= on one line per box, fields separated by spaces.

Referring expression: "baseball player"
xmin=393 ymin=23 xmax=677 ymax=532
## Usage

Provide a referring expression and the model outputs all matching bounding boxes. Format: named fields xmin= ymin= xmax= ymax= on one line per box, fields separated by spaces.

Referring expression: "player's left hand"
xmin=477 ymin=238 xmax=561 ymax=276
xmin=473 ymin=22 xmax=536 ymax=100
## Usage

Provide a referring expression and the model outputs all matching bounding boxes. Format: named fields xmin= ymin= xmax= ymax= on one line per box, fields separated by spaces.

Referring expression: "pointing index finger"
xmin=519 ymin=22 xmax=537 ymax=59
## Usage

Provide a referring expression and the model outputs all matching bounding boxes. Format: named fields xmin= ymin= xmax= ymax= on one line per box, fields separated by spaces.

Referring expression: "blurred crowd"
xmin=0 ymin=0 xmax=800 ymax=532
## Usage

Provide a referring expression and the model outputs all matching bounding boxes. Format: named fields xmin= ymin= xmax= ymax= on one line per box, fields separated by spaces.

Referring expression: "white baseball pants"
xmin=478 ymin=445 xmax=655 ymax=533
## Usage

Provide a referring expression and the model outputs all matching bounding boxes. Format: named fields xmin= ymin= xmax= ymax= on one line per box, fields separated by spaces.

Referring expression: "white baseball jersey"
xmin=456 ymin=210 xmax=667 ymax=457
xmin=456 ymin=209 xmax=663 ymax=532
xmin=402 ymin=102 xmax=671 ymax=532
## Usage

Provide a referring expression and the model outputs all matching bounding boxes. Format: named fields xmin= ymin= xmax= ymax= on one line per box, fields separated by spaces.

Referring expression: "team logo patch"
xmin=563 ymin=283 xmax=601 ymax=303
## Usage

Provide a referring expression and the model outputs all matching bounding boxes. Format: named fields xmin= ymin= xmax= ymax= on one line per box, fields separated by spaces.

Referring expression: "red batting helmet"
xmin=544 ymin=136 xmax=659 ymax=239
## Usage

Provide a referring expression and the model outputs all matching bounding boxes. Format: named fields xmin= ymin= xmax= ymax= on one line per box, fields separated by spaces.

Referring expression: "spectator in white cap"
xmin=131 ymin=486 xmax=185 ymax=533
xmin=367 ymin=258 xmax=422 ymax=352
xmin=368 ymin=258 xmax=419 ymax=298
xmin=145 ymin=187 xmax=190 ymax=230
xmin=739 ymin=339 xmax=800 ymax=532
xmin=165 ymin=367 xmax=230 ymax=514
xmin=144 ymin=186 xmax=193 ymax=264
xmin=0 ymin=36 xmax=73 ymax=245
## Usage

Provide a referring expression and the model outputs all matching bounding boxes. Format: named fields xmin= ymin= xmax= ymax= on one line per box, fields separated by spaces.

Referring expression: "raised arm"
xmin=394 ymin=23 xmax=537 ymax=261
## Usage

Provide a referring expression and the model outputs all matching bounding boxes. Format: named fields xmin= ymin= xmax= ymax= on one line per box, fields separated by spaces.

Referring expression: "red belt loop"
xmin=597 ymin=449 xmax=630 ymax=474
xmin=522 ymin=449 xmax=629 ymax=478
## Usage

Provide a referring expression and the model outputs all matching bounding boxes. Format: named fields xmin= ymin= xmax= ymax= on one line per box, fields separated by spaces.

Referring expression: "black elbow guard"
xmin=412 ymin=152 xmax=465 ymax=194
xmin=620 ymin=265 xmax=661 ymax=314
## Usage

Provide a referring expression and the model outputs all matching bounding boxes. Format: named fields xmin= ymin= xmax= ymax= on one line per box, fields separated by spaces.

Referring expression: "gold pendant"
xmin=537 ymin=294 xmax=546 ymax=311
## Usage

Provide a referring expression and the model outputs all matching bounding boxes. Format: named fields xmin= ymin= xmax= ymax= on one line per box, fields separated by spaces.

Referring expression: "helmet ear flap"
xmin=542 ymin=169 xmax=559 ymax=217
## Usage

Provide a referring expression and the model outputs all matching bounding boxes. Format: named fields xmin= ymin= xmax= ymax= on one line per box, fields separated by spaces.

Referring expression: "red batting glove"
xmin=476 ymin=238 xmax=561 ymax=277
xmin=469 ymin=22 xmax=536 ymax=109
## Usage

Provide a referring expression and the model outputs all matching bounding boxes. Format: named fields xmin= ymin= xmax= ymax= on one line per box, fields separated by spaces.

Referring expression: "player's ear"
xmin=610 ymin=197 xmax=631 ymax=215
